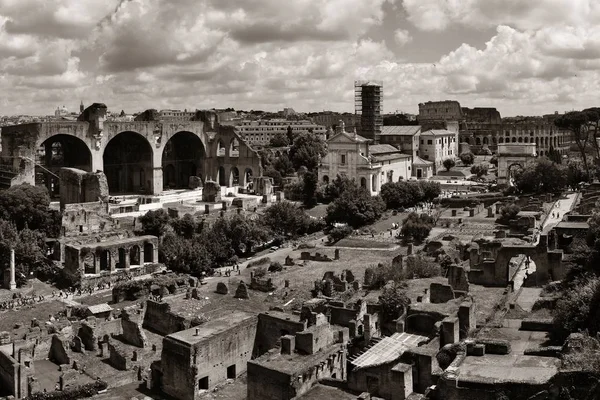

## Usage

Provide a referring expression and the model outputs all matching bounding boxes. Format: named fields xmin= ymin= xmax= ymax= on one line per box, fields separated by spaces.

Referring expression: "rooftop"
xmin=413 ymin=156 xmax=433 ymax=166
xmin=381 ymin=125 xmax=421 ymax=136
xmin=421 ymin=129 xmax=456 ymax=136
xmin=555 ymin=221 xmax=589 ymax=229
xmin=166 ymin=311 xmax=256 ymax=346
xmin=251 ymin=341 xmax=344 ymax=375
xmin=455 ymin=354 xmax=559 ymax=385
xmin=65 ymin=235 xmax=157 ymax=250
xmin=350 ymin=332 xmax=429 ymax=369
xmin=369 ymin=144 xmax=403 ymax=154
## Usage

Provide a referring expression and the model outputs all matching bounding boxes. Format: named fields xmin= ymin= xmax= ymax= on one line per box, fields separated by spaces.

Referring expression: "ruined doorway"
xmin=99 ymin=250 xmax=111 ymax=272
xmin=143 ymin=243 xmax=154 ymax=263
xmin=117 ymin=248 xmax=126 ymax=269
xmin=227 ymin=364 xmax=236 ymax=379
xmin=218 ymin=166 xmax=227 ymax=186
xmin=103 ymin=132 xmax=153 ymax=194
xmin=244 ymin=168 xmax=253 ymax=188
xmin=130 ymin=246 xmax=140 ymax=266
xmin=162 ymin=132 xmax=204 ymax=189
xmin=231 ymin=167 xmax=240 ymax=186
xmin=36 ymin=135 xmax=92 ymax=199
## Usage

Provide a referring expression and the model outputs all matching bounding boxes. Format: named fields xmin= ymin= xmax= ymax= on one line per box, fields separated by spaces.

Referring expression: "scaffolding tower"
xmin=355 ymin=80 xmax=383 ymax=143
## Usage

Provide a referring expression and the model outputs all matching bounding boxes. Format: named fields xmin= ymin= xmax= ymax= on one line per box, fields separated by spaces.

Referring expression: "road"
xmin=512 ymin=192 xmax=578 ymax=291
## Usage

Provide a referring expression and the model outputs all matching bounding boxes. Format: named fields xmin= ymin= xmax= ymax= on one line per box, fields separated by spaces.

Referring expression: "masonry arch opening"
xmin=36 ymin=135 xmax=92 ymax=198
xmin=103 ymin=131 xmax=153 ymax=194
xmin=162 ymin=131 xmax=205 ymax=190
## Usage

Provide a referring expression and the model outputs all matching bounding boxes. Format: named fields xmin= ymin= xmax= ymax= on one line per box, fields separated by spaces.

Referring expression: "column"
xmin=9 ymin=249 xmax=16 ymax=290
xmin=152 ymin=167 xmax=163 ymax=195
xmin=110 ymin=250 xmax=116 ymax=273
xmin=124 ymin=249 xmax=131 ymax=270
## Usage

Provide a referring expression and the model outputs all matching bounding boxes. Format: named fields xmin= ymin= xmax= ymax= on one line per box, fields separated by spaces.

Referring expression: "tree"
xmin=459 ymin=152 xmax=475 ymax=166
xmin=547 ymin=145 xmax=562 ymax=164
xmin=470 ymin=163 xmax=489 ymax=178
xmin=496 ymin=204 xmax=521 ymax=225
xmin=211 ymin=214 xmax=270 ymax=256
xmin=379 ymin=284 xmax=410 ymax=322
xmin=400 ymin=212 xmax=434 ymax=242
xmin=139 ymin=209 xmax=171 ymax=237
xmin=286 ymin=125 xmax=294 ymax=144
xmin=263 ymin=201 xmax=311 ymax=238
xmin=272 ymin=153 xmax=295 ymax=176
xmin=170 ymin=213 xmax=197 ymax=239
xmin=583 ymin=107 xmax=600 ymax=161
xmin=418 ymin=181 xmax=442 ymax=202
xmin=288 ymin=132 xmax=327 ymax=171
xmin=326 ymin=186 xmax=385 ymax=228
xmin=443 ymin=158 xmax=456 ymax=171
xmin=513 ymin=158 xmax=566 ymax=194
xmin=565 ymin=160 xmax=590 ymax=189
xmin=323 ymin=175 xmax=356 ymax=203
xmin=0 ymin=184 xmax=61 ymax=237
xmin=380 ymin=181 xmax=424 ymax=209
xmin=555 ymin=111 xmax=591 ymax=177
xmin=264 ymin=167 xmax=283 ymax=187
xmin=302 ymin=171 xmax=318 ymax=207
xmin=269 ymin=132 xmax=289 ymax=147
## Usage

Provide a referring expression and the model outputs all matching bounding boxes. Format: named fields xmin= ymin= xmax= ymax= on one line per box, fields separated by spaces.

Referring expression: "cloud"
xmin=394 ymin=29 xmax=412 ymax=46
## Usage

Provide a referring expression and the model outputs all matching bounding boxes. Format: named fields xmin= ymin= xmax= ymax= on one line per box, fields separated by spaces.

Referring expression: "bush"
xmin=326 ymin=185 xmax=385 ymax=228
xmin=443 ymin=158 xmax=456 ymax=171
xmin=404 ymin=255 xmax=441 ymax=278
xmin=364 ymin=262 xmax=405 ymax=289
xmin=459 ymin=152 xmax=475 ymax=166
xmin=247 ymin=257 xmax=271 ymax=268
xmin=327 ymin=225 xmax=353 ymax=243
xmin=24 ymin=380 xmax=108 ymax=400
xmin=254 ymin=266 xmax=267 ymax=279
xmin=552 ymin=274 xmax=600 ymax=342
xmin=496 ymin=204 xmax=521 ymax=225
xmin=379 ymin=284 xmax=410 ymax=322
xmin=400 ymin=212 xmax=434 ymax=242
xmin=268 ymin=262 xmax=283 ymax=272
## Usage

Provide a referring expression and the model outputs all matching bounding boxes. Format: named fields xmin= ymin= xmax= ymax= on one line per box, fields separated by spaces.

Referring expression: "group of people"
xmin=219 ymin=264 xmax=241 ymax=277
xmin=0 ymin=293 xmax=45 ymax=310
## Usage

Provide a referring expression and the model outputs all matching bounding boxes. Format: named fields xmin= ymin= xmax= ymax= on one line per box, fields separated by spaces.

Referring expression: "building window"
xmin=427 ymin=140 xmax=432 ymax=145
xmin=340 ymin=154 xmax=346 ymax=165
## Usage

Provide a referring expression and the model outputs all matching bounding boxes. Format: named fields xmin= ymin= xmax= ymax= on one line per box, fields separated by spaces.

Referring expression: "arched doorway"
xmin=360 ymin=177 xmax=367 ymax=188
xmin=36 ymin=135 xmax=92 ymax=198
xmin=117 ymin=248 xmax=126 ymax=269
xmin=244 ymin=168 xmax=253 ymax=187
xmin=230 ymin=167 xmax=240 ymax=186
xmin=99 ymin=250 xmax=111 ymax=272
xmin=162 ymin=132 xmax=204 ymax=189
xmin=323 ymin=175 xmax=329 ymax=184
xmin=103 ymin=132 xmax=153 ymax=194
xmin=230 ymin=138 xmax=240 ymax=157
xmin=218 ymin=166 xmax=227 ymax=186
xmin=216 ymin=141 xmax=226 ymax=157
xmin=144 ymin=243 xmax=154 ymax=263
xmin=476 ymin=137 xmax=481 ymax=145
xmin=130 ymin=245 xmax=141 ymax=266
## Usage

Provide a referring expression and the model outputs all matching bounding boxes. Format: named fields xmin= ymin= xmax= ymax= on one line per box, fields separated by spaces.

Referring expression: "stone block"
xmin=216 ymin=282 xmax=228 ymax=294
xmin=334 ymin=249 xmax=340 ymax=260
xmin=451 ymin=209 xmax=457 ymax=217
xmin=285 ymin=255 xmax=294 ymax=266
xmin=429 ymin=282 xmax=455 ymax=304
xmin=234 ymin=281 xmax=250 ymax=299
xmin=469 ymin=208 xmax=475 ymax=217
xmin=188 ymin=176 xmax=203 ymax=189
xmin=202 ymin=180 xmax=221 ymax=202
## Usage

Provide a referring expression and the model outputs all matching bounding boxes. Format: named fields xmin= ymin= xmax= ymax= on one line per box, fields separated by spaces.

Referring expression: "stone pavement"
xmin=542 ymin=192 xmax=578 ymax=234
xmin=515 ymin=287 xmax=542 ymax=313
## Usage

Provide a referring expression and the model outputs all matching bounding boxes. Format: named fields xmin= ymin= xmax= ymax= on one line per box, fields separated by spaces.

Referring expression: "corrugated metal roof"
xmin=381 ymin=126 xmax=421 ymax=136
xmin=350 ymin=332 xmax=428 ymax=369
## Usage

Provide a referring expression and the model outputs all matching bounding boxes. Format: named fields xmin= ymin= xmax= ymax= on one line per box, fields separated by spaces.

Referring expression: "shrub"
xmin=379 ymin=284 xmax=410 ymax=322
xmin=443 ymin=158 xmax=456 ymax=171
xmin=254 ymin=266 xmax=267 ymax=279
xmin=247 ymin=257 xmax=271 ymax=268
xmin=327 ymin=225 xmax=353 ymax=243
xmin=459 ymin=152 xmax=475 ymax=166
xmin=496 ymin=204 xmax=521 ymax=225
xmin=268 ymin=262 xmax=283 ymax=272
xmin=24 ymin=380 xmax=108 ymax=400
xmin=400 ymin=212 xmax=434 ymax=242
xmin=364 ymin=262 xmax=405 ymax=289
xmin=404 ymin=255 xmax=441 ymax=278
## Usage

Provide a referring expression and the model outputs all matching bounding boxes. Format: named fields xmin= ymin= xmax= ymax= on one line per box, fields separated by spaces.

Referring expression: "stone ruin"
xmin=300 ymin=251 xmax=334 ymax=262
xmin=315 ymin=270 xmax=359 ymax=297
xmin=188 ymin=176 xmax=203 ymax=189
xmin=215 ymin=282 xmax=228 ymax=294
xmin=234 ymin=281 xmax=250 ymax=299
xmin=202 ymin=180 xmax=221 ymax=202
xmin=284 ymin=255 xmax=294 ymax=266
xmin=250 ymin=275 xmax=277 ymax=292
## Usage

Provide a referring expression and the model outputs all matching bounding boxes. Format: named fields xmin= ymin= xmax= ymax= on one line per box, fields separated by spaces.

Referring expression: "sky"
xmin=0 ymin=0 xmax=599 ymax=117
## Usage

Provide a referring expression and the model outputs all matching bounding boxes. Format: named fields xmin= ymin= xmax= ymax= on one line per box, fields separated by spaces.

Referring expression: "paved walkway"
xmin=516 ymin=287 xmax=543 ymax=313
xmin=541 ymin=192 xmax=578 ymax=234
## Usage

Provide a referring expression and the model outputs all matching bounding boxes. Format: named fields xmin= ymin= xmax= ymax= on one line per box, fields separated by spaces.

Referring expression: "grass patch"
xmin=334 ymin=238 xmax=396 ymax=249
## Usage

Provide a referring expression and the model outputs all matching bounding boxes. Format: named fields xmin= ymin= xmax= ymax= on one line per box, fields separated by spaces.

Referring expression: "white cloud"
xmin=394 ymin=29 xmax=412 ymax=46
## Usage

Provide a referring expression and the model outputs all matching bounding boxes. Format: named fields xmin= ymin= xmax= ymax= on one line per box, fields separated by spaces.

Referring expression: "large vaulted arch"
xmin=103 ymin=131 xmax=153 ymax=194
xmin=36 ymin=134 xmax=92 ymax=198
xmin=162 ymin=131 xmax=205 ymax=190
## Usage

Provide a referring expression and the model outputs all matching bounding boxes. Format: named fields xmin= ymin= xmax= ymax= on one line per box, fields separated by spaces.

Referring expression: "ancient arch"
xmin=244 ymin=168 xmax=253 ymax=187
xmin=523 ymin=137 xmax=528 ymax=143
xmin=36 ymin=134 xmax=92 ymax=198
xmin=117 ymin=248 xmax=126 ymax=269
xmin=323 ymin=175 xmax=329 ymax=184
xmin=476 ymin=137 xmax=481 ymax=145
xmin=230 ymin=167 xmax=240 ymax=186
xmin=103 ymin=131 xmax=153 ymax=194
xmin=512 ymin=137 xmax=517 ymax=143
xmin=143 ymin=242 xmax=154 ymax=263
xmin=162 ymin=131 xmax=204 ymax=190
xmin=483 ymin=137 xmax=489 ymax=145
xmin=216 ymin=141 xmax=226 ymax=157
xmin=499 ymin=137 xmax=504 ymax=143
xmin=230 ymin=138 xmax=240 ymax=157
xmin=361 ymin=177 xmax=367 ymax=189
xmin=99 ymin=250 xmax=111 ymax=271
xmin=218 ymin=166 xmax=227 ymax=186
xmin=518 ymin=137 xmax=523 ymax=143
xmin=130 ymin=245 xmax=141 ymax=266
